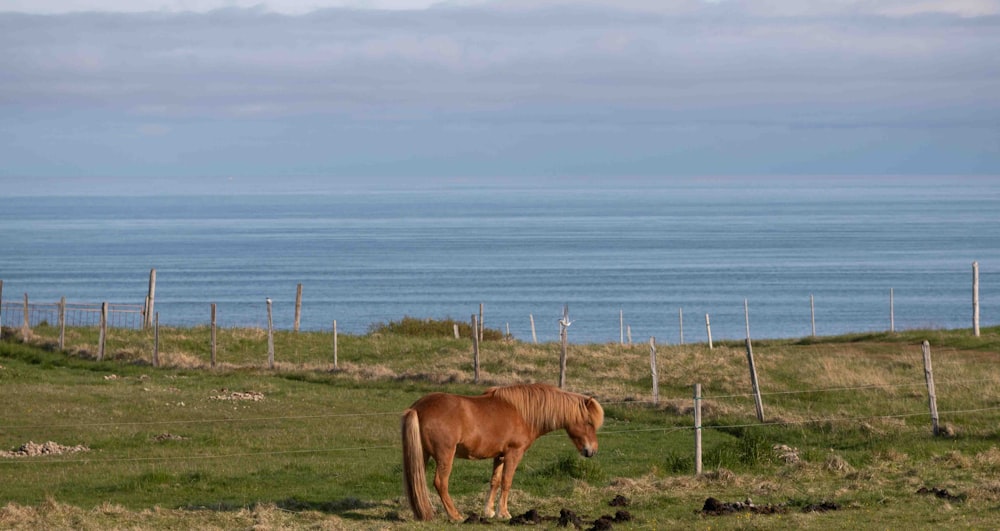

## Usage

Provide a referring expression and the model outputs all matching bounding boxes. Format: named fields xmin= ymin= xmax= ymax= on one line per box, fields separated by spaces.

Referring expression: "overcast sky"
xmin=2 ymin=0 xmax=999 ymax=195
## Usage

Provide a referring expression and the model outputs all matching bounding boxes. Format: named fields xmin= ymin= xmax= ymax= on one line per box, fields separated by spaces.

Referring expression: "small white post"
xmin=705 ymin=313 xmax=713 ymax=350
xmin=973 ymin=261 xmax=980 ymax=337
xmin=530 ymin=313 xmax=537 ymax=344
xmin=472 ymin=314 xmax=480 ymax=384
xmin=266 ymin=298 xmax=274 ymax=369
xmin=210 ymin=303 xmax=217 ymax=368
xmin=694 ymin=383 xmax=703 ymax=475
xmin=810 ymin=294 xmax=816 ymax=337
xmin=679 ymin=307 xmax=684 ymax=345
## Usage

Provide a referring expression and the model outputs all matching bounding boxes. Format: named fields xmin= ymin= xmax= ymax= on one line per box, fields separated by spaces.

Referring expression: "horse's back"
xmin=409 ymin=391 xmax=531 ymax=459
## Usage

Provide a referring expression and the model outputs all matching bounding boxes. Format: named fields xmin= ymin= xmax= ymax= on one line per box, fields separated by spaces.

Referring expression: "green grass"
xmin=1 ymin=323 xmax=999 ymax=529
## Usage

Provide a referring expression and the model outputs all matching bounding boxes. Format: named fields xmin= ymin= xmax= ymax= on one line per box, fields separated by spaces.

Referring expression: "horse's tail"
xmin=401 ymin=408 xmax=435 ymax=521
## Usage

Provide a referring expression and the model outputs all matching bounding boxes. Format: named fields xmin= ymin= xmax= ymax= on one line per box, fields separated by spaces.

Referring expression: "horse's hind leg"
xmin=432 ymin=451 xmax=463 ymax=521
xmin=484 ymin=456 xmax=504 ymax=518
xmin=497 ymin=450 xmax=525 ymax=519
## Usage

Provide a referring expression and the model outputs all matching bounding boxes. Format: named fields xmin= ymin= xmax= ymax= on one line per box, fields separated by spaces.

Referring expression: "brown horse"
xmin=401 ymin=383 xmax=604 ymax=521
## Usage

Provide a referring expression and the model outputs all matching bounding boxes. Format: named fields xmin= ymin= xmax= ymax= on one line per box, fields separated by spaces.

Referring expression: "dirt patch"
xmin=701 ymin=497 xmax=787 ymax=516
xmin=917 ymin=486 xmax=965 ymax=502
xmin=209 ymin=389 xmax=265 ymax=401
xmin=463 ymin=497 xmax=633 ymax=529
xmin=701 ymin=497 xmax=841 ymax=516
xmin=0 ymin=441 xmax=90 ymax=458
xmin=151 ymin=433 xmax=188 ymax=442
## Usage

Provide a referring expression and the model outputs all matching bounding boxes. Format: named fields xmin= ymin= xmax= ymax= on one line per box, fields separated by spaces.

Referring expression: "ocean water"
xmin=1 ymin=177 xmax=997 ymax=343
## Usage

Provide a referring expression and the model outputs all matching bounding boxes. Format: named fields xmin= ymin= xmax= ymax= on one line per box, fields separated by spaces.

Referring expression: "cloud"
xmin=1 ymin=1 xmax=998 ymax=187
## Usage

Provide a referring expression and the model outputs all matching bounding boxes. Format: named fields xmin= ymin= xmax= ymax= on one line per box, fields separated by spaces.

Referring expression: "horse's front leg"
xmin=432 ymin=452 xmax=463 ymax=521
xmin=484 ymin=456 xmax=504 ymax=518
xmin=497 ymin=450 xmax=525 ymax=519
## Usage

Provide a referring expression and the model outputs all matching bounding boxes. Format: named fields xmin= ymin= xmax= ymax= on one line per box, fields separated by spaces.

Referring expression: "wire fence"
xmin=2 ymin=376 xmax=998 ymax=466
xmin=0 ymin=301 xmax=145 ymax=330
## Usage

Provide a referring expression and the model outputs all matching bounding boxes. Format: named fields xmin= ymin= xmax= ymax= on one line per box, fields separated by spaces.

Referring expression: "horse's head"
xmin=566 ymin=397 xmax=604 ymax=458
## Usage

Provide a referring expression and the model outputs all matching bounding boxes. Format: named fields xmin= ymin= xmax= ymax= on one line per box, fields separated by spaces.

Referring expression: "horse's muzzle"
xmin=581 ymin=447 xmax=596 ymax=458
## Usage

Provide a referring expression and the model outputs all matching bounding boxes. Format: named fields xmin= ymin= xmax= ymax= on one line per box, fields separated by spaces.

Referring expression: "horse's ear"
xmin=586 ymin=397 xmax=605 ymax=429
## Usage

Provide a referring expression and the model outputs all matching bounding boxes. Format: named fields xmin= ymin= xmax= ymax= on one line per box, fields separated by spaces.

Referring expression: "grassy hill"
xmin=1 ymin=322 xmax=999 ymax=529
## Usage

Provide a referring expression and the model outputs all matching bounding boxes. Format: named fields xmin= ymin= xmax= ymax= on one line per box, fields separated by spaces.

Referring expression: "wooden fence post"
xmin=453 ymin=323 xmax=459 ymax=339
xmin=619 ymin=309 xmax=624 ymax=346
xmin=58 ymin=297 xmax=66 ymax=350
xmin=145 ymin=268 xmax=156 ymax=329
xmin=810 ymin=294 xmax=816 ymax=337
xmin=0 ymin=279 xmax=4 ymax=341
xmin=210 ymin=303 xmax=217 ymax=368
xmin=694 ymin=383 xmax=703 ymax=475
xmin=922 ymin=340 xmax=940 ymax=436
xmin=153 ymin=312 xmax=160 ymax=368
xmin=98 ymin=302 xmax=108 ymax=361
xmin=744 ymin=299 xmax=764 ymax=421
xmin=679 ymin=308 xmax=684 ymax=345
xmin=471 ymin=314 xmax=480 ymax=384
xmin=559 ymin=305 xmax=570 ymax=389
xmin=294 ymin=283 xmax=303 ymax=332
xmin=332 ymin=320 xmax=339 ymax=369
xmin=479 ymin=303 xmax=484 ymax=342
xmin=530 ymin=314 xmax=537 ymax=344
xmin=22 ymin=293 xmax=29 ymax=342
xmin=649 ymin=337 xmax=659 ymax=405
xmin=266 ymin=298 xmax=274 ymax=369
xmin=627 ymin=324 xmax=632 ymax=346
xmin=973 ymin=261 xmax=980 ymax=337
xmin=705 ymin=313 xmax=713 ymax=350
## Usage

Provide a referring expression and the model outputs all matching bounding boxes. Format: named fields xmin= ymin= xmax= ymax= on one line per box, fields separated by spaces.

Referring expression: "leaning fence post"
xmin=973 ymin=261 xmax=980 ymax=337
xmin=266 ymin=298 xmax=274 ymax=369
xmin=649 ymin=337 xmax=659 ymax=405
xmin=471 ymin=314 xmax=480 ymax=384
xmin=744 ymin=299 xmax=764 ymax=421
xmin=210 ymin=303 xmax=217 ymax=368
xmin=98 ymin=302 xmax=108 ymax=361
xmin=922 ymin=340 xmax=940 ymax=436
xmin=694 ymin=383 xmax=703 ymax=475
xmin=530 ymin=313 xmax=537 ymax=344
xmin=294 ymin=283 xmax=303 ymax=332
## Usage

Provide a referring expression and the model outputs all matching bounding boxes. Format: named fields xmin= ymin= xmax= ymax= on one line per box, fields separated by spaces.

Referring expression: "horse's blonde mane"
xmin=486 ymin=383 xmax=603 ymax=434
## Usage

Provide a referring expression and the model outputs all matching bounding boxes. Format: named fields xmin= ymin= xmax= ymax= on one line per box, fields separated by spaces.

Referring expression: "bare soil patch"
xmin=1 ymin=441 xmax=90 ymax=458
xmin=209 ymin=389 xmax=265 ymax=401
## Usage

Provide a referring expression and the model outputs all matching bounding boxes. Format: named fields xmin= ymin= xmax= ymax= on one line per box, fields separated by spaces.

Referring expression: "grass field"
xmin=2 ymin=322 xmax=999 ymax=529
